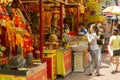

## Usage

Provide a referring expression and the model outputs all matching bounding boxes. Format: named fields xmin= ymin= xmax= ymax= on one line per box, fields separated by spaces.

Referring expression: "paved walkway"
xmin=56 ymin=53 xmax=120 ymax=80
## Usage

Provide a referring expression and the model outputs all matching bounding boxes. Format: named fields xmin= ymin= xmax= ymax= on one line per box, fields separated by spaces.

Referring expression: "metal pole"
xmin=39 ymin=0 xmax=43 ymax=61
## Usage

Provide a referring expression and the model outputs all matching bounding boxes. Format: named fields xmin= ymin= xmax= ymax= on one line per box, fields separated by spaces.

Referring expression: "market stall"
xmin=16 ymin=0 xmax=64 ymax=79
xmin=0 ymin=0 xmax=91 ymax=80
xmin=55 ymin=1 xmax=80 ymax=76
xmin=43 ymin=1 xmax=67 ymax=79
xmin=0 ymin=0 xmax=48 ymax=80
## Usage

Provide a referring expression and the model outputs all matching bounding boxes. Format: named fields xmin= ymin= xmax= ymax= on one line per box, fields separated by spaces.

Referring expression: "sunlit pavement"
xmin=56 ymin=53 xmax=120 ymax=80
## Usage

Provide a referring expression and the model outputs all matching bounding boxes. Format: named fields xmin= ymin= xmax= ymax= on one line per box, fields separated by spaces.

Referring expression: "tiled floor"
xmin=56 ymin=53 xmax=120 ymax=80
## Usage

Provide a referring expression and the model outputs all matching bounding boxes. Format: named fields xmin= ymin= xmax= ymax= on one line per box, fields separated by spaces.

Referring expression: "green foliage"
xmin=0 ymin=45 xmax=5 ymax=51
xmin=0 ymin=44 xmax=6 ymax=57
xmin=0 ymin=51 xmax=3 ymax=57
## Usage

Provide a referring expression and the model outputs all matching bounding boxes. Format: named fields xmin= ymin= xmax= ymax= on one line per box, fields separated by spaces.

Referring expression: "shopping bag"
xmin=108 ymin=45 xmax=113 ymax=56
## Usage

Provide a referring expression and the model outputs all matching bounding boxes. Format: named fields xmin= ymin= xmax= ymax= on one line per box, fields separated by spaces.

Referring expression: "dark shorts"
xmin=113 ymin=49 xmax=120 ymax=56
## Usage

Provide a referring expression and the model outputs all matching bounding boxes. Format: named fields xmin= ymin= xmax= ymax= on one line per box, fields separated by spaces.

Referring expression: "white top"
xmin=88 ymin=32 xmax=99 ymax=50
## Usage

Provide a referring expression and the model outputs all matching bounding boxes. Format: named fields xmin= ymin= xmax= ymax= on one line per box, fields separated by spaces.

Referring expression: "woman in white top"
xmin=109 ymin=28 xmax=120 ymax=74
xmin=87 ymin=24 xmax=101 ymax=76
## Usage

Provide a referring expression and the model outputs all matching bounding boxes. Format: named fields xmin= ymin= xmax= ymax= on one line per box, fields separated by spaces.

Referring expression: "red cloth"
xmin=69 ymin=31 xmax=75 ymax=36
xmin=24 ymin=35 xmax=33 ymax=57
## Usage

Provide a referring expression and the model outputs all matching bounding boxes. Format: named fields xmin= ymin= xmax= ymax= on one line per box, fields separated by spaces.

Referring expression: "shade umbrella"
xmin=102 ymin=6 xmax=120 ymax=15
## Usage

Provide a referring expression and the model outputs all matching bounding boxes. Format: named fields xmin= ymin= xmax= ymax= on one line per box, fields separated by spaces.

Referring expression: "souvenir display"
xmin=0 ymin=0 xmax=98 ymax=80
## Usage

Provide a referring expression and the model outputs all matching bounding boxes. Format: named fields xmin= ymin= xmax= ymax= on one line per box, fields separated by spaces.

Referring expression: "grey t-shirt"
xmin=89 ymin=33 xmax=99 ymax=50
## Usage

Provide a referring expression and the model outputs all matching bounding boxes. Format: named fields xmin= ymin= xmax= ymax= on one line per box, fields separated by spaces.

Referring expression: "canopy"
xmin=102 ymin=6 xmax=120 ymax=15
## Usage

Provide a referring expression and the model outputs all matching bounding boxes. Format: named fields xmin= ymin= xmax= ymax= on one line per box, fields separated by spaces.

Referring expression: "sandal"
xmin=115 ymin=70 xmax=119 ymax=73
xmin=111 ymin=71 xmax=115 ymax=74
xmin=85 ymin=73 xmax=92 ymax=76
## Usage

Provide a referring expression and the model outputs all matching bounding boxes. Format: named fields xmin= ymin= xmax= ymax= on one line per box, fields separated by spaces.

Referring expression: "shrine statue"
xmin=3 ymin=46 xmax=33 ymax=69
xmin=62 ymin=24 xmax=70 ymax=47
xmin=2 ymin=42 xmax=33 ymax=69
xmin=9 ymin=46 xmax=26 ymax=69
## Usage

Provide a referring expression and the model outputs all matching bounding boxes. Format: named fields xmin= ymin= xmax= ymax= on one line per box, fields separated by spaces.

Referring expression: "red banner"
xmin=64 ymin=49 xmax=72 ymax=73
xmin=27 ymin=68 xmax=47 ymax=80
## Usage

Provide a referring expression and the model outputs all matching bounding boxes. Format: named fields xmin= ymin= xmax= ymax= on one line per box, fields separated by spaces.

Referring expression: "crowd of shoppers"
xmin=83 ymin=22 xmax=120 ymax=76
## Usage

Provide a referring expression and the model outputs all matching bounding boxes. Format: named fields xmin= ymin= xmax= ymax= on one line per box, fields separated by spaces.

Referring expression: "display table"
xmin=73 ymin=49 xmax=89 ymax=72
xmin=43 ymin=49 xmax=57 ymax=80
xmin=0 ymin=62 xmax=47 ymax=80
xmin=56 ymin=48 xmax=72 ymax=77
xmin=71 ymin=41 xmax=89 ymax=72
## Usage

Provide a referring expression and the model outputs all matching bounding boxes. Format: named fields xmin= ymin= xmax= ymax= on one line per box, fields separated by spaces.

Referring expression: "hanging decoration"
xmin=79 ymin=5 xmax=85 ymax=14
xmin=90 ymin=10 xmax=96 ymax=15
xmin=86 ymin=0 xmax=105 ymax=24
xmin=87 ymin=1 xmax=101 ymax=15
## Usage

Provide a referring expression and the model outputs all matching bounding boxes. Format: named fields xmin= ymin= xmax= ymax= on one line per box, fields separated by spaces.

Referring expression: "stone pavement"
xmin=56 ymin=53 xmax=120 ymax=80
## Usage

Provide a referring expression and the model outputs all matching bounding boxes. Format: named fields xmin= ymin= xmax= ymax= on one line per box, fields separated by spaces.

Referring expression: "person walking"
xmin=96 ymin=23 xmax=104 ymax=47
xmin=86 ymin=24 xmax=101 ymax=76
xmin=108 ymin=28 xmax=120 ymax=74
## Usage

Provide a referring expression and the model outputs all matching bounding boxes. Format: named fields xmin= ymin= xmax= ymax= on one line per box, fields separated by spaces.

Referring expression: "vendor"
xmin=62 ymin=24 xmax=70 ymax=46
xmin=78 ymin=23 xmax=87 ymax=36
